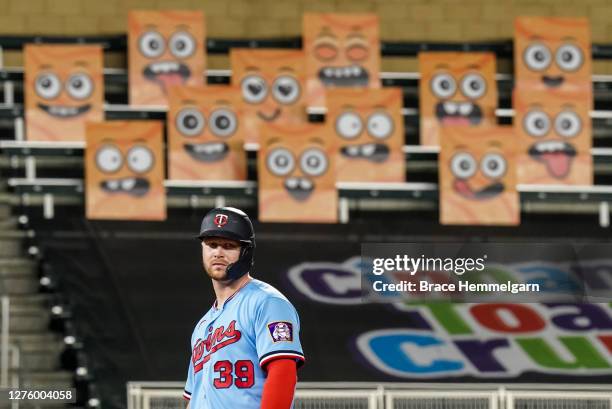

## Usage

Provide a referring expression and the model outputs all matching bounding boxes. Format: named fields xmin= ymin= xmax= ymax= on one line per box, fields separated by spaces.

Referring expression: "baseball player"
xmin=184 ymin=207 xmax=305 ymax=409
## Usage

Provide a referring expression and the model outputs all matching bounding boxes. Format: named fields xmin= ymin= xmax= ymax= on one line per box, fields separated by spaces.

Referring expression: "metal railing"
xmin=1 ymin=296 xmax=20 ymax=409
xmin=1 ymin=296 xmax=9 ymax=387
xmin=127 ymin=382 xmax=612 ymax=409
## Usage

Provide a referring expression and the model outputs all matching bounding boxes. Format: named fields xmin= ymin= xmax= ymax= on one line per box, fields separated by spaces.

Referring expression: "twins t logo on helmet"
xmin=214 ymin=214 xmax=229 ymax=227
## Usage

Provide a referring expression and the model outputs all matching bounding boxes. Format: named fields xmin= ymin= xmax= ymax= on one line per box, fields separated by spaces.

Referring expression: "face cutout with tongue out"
xmin=419 ymin=52 xmax=498 ymax=146
xmin=167 ymin=85 xmax=246 ymax=181
xmin=327 ymin=88 xmax=405 ymax=182
xmin=514 ymin=91 xmax=592 ymax=185
xmin=24 ymin=44 xmax=104 ymax=141
xmin=258 ymin=123 xmax=338 ymax=223
xmin=85 ymin=121 xmax=166 ymax=221
xmin=439 ymin=126 xmax=520 ymax=226
xmin=303 ymin=13 xmax=381 ymax=107
xmin=514 ymin=17 xmax=592 ymax=94
xmin=231 ymin=49 xmax=307 ymax=144
xmin=128 ymin=10 xmax=206 ymax=106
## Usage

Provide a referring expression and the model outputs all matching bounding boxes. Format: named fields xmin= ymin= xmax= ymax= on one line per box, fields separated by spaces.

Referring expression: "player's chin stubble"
xmin=204 ymin=263 xmax=230 ymax=282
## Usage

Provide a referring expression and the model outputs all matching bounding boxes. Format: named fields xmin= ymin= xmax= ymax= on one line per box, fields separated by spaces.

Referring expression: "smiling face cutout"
xmin=86 ymin=121 xmax=166 ymax=220
xmin=439 ymin=126 xmax=519 ymax=225
xmin=303 ymin=13 xmax=381 ymax=107
xmin=167 ymin=85 xmax=246 ymax=180
xmin=514 ymin=90 xmax=592 ymax=185
xmin=515 ymin=17 xmax=591 ymax=95
xmin=327 ymin=88 xmax=405 ymax=182
xmin=258 ymin=123 xmax=337 ymax=223
xmin=128 ymin=10 xmax=205 ymax=106
xmin=419 ymin=52 xmax=498 ymax=147
xmin=230 ymin=49 xmax=307 ymax=145
xmin=24 ymin=45 xmax=103 ymax=141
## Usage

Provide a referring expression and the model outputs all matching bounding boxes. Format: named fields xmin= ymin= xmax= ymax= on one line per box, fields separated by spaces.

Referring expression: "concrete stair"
xmin=0 ymin=198 xmax=76 ymax=403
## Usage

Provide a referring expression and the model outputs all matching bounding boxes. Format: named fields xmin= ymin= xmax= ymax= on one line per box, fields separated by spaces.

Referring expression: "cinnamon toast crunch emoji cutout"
xmin=86 ymin=121 xmax=166 ymax=221
xmin=514 ymin=90 xmax=592 ymax=185
xmin=419 ymin=52 xmax=498 ymax=147
xmin=327 ymin=88 xmax=405 ymax=182
xmin=258 ymin=123 xmax=337 ymax=223
xmin=24 ymin=44 xmax=103 ymax=141
xmin=439 ymin=126 xmax=520 ymax=225
xmin=514 ymin=17 xmax=592 ymax=95
xmin=230 ymin=49 xmax=307 ymax=145
xmin=167 ymin=85 xmax=246 ymax=180
xmin=128 ymin=10 xmax=206 ymax=106
xmin=303 ymin=13 xmax=381 ymax=107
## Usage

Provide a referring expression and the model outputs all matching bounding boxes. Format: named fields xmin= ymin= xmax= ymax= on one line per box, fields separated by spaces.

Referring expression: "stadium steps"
xmin=0 ymin=202 xmax=77 ymax=398
xmin=0 ymin=216 xmax=19 ymax=230
xmin=0 ymin=237 xmax=22 ymax=257
xmin=19 ymin=370 xmax=73 ymax=389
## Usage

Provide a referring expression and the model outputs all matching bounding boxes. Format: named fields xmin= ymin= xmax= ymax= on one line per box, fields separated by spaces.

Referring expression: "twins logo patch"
xmin=268 ymin=321 xmax=293 ymax=342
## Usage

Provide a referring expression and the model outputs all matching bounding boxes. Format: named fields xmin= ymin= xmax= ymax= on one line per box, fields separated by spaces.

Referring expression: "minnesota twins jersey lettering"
xmin=184 ymin=279 xmax=305 ymax=409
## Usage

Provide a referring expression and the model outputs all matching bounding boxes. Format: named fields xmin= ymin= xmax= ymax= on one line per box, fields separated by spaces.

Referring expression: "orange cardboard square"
xmin=303 ymin=13 xmax=381 ymax=107
xmin=167 ymin=85 xmax=246 ymax=180
xmin=258 ymin=123 xmax=337 ymax=223
xmin=439 ymin=126 xmax=520 ymax=226
xmin=230 ymin=49 xmax=307 ymax=145
xmin=326 ymin=88 xmax=405 ymax=182
xmin=85 ymin=121 xmax=166 ymax=220
xmin=128 ymin=10 xmax=206 ymax=106
xmin=514 ymin=17 xmax=592 ymax=95
xmin=419 ymin=52 xmax=498 ymax=146
xmin=514 ymin=89 xmax=593 ymax=185
xmin=24 ymin=45 xmax=104 ymax=142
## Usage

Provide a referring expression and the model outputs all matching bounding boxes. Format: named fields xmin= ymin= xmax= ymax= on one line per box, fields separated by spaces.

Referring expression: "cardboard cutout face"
xmin=258 ymin=123 xmax=337 ymax=223
xmin=514 ymin=17 xmax=591 ymax=95
xmin=326 ymin=88 xmax=405 ymax=182
xmin=167 ymin=85 xmax=246 ymax=180
xmin=419 ymin=52 xmax=498 ymax=147
xmin=303 ymin=13 xmax=381 ymax=107
xmin=439 ymin=126 xmax=519 ymax=225
xmin=86 ymin=121 xmax=166 ymax=220
xmin=24 ymin=45 xmax=104 ymax=142
xmin=514 ymin=90 xmax=592 ymax=185
xmin=128 ymin=10 xmax=206 ymax=106
xmin=230 ymin=49 xmax=307 ymax=145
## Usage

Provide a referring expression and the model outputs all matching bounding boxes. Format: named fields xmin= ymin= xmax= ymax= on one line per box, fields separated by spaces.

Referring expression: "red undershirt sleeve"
xmin=260 ymin=358 xmax=298 ymax=409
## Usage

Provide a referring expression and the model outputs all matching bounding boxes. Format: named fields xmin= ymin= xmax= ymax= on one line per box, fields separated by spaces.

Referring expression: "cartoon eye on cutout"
xmin=554 ymin=111 xmax=582 ymax=138
xmin=240 ymin=75 xmax=268 ymax=104
xmin=300 ymin=148 xmax=328 ymax=177
xmin=523 ymin=43 xmax=552 ymax=72
xmin=430 ymin=73 xmax=456 ymax=99
xmin=169 ymin=31 xmax=196 ymax=59
xmin=346 ymin=44 xmax=369 ymax=62
xmin=366 ymin=112 xmax=394 ymax=140
xmin=335 ymin=112 xmax=363 ymax=140
xmin=139 ymin=31 xmax=165 ymax=58
xmin=209 ymin=108 xmax=238 ymax=138
xmin=35 ymin=73 xmax=61 ymax=100
xmin=460 ymin=73 xmax=487 ymax=100
xmin=266 ymin=148 xmax=295 ymax=176
xmin=523 ymin=110 xmax=551 ymax=138
xmin=95 ymin=145 xmax=123 ymax=174
xmin=556 ymin=44 xmax=584 ymax=72
xmin=481 ymin=153 xmax=507 ymax=179
xmin=314 ymin=41 xmax=338 ymax=61
xmin=176 ymin=108 xmax=205 ymax=137
xmin=450 ymin=152 xmax=477 ymax=179
xmin=66 ymin=73 xmax=93 ymax=100
xmin=127 ymin=145 xmax=154 ymax=174
xmin=272 ymin=76 xmax=301 ymax=105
